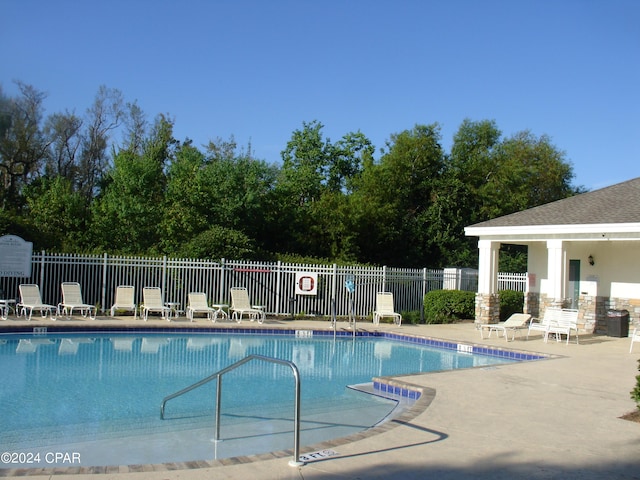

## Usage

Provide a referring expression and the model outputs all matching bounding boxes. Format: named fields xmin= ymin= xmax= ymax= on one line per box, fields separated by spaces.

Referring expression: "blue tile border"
xmin=371 ymin=331 xmax=546 ymax=361
xmin=373 ymin=380 xmax=422 ymax=400
xmin=0 ymin=323 xmax=547 ymax=362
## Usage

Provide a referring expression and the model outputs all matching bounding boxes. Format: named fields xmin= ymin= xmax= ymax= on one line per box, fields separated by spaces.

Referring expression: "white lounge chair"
xmin=110 ymin=285 xmax=137 ymax=319
xmin=630 ymin=327 xmax=640 ymax=353
xmin=229 ymin=287 xmax=265 ymax=324
xmin=373 ymin=292 xmax=402 ymax=326
xmin=479 ymin=313 xmax=532 ymax=341
xmin=17 ymin=284 xmax=57 ymax=321
xmin=58 ymin=282 xmax=96 ymax=320
xmin=141 ymin=287 xmax=172 ymax=321
xmin=186 ymin=292 xmax=219 ymax=322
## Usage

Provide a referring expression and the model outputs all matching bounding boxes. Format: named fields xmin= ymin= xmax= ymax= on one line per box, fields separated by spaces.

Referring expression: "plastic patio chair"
xmin=110 ymin=285 xmax=137 ymax=319
xmin=229 ymin=287 xmax=265 ymax=324
xmin=373 ymin=292 xmax=402 ymax=326
xmin=59 ymin=282 xmax=96 ymax=320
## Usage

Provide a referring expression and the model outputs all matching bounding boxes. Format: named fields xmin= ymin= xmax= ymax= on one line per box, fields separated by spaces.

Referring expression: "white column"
xmin=546 ymin=239 xmax=567 ymax=303
xmin=477 ymin=240 xmax=500 ymax=294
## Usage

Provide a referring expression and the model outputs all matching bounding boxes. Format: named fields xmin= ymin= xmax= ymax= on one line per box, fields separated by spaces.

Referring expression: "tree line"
xmin=0 ymin=82 xmax=583 ymax=270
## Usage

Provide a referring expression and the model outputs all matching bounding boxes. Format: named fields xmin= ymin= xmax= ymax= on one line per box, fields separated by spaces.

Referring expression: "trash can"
xmin=606 ymin=309 xmax=630 ymax=337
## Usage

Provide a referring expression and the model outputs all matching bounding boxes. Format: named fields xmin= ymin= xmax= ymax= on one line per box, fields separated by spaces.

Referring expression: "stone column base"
xmin=475 ymin=293 xmax=500 ymax=324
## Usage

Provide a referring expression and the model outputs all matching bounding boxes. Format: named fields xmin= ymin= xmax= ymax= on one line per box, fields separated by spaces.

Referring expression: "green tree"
xmin=491 ymin=130 xmax=579 ymax=214
xmin=305 ymin=191 xmax=359 ymax=262
xmin=438 ymin=119 xmax=580 ymax=269
xmin=121 ymin=101 xmax=147 ymax=155
xmin=429 ymin=119 xmax=503 ymax=266
xmin=91 ymin=115 xmax=174 ymax=253
xmin=0 ymin=77 xmax=589 ymax=267
xmin=159 ymin=141 xmax=209 ymax=253
xmin=447 ymin=119 xmax=502 ymax=223
xmin=0 ymin=82 xmax=50 ymax=210
xmin=43 ymin=111 xmax=83 ymax=182
xmin=160 ymin=137 xmax=278 ymax=257
xmin=448 ymin=121 xmax=577 ymax=223
xmin=275 ymin=121 xmax=374 ymax=259
xmin=280 ymin=120 xmax=330 ymax=206
xmin=300 ymin=131 xmax=373 ymax=261
xmin=77 ymin=86 xmax=125 ymax=200
xmin=178 ymin=225 xmax=255 ymax=260
xmin=24 ymin=176 xmax=88 ymax=251
xmin=424 ymin=175 xmax=478 ymax=267
xmin=352 ymin=124 xmax=445 ymax=266
xmin=201 ymin=149 xmax=278 ymax=236
xmin=328 ymin=131 xmax=373 ymax=193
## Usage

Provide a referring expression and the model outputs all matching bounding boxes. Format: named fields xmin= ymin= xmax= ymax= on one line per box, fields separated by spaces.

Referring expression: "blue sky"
xmin=2 ymin=0 xmax=638 ymax=191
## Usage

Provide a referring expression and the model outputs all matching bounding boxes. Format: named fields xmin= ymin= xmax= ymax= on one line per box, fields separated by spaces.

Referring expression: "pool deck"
xmin=1 ymin=315 xmax=640 ymax=479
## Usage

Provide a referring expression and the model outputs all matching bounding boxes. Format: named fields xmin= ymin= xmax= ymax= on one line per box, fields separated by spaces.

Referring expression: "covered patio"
xmin=465 ymin=177 xmax=640 ymax=333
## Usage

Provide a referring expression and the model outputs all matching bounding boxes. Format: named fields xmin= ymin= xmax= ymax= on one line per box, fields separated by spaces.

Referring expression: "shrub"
xmin=499 ymin=290 xmax=524 ymax=321
xmin=401 ymin=310 xmax=421 ymax=325
xmin=178 ymin=226 xmax=255 ymax=259
xmin=424 ymin=290 xmax=475 ymax=324
xmin=631 ymin=359 xmax=640 ymax=409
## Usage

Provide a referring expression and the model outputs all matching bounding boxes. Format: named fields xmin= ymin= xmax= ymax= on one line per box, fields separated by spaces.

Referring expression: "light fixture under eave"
xmin=588 ymin=255 xmax=595 ymax=266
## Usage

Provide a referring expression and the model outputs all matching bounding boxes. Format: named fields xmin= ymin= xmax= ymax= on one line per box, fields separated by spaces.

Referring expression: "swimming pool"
xmin=0 ymin=330 xmax=525 ymax=468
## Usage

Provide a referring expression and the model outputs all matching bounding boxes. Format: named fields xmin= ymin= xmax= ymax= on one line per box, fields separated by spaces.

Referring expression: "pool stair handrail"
xmin=160 ymin=354 xmax=304 ymax=467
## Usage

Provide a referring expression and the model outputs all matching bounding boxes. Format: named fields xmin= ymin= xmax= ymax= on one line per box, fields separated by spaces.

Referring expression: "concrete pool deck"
xmin=1 ymin=315 xmax=639 ymax=479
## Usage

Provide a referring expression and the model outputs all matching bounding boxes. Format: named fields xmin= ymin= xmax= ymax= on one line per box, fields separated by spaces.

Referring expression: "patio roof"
xmin=465 ymin=177 xmax=640 ymax=242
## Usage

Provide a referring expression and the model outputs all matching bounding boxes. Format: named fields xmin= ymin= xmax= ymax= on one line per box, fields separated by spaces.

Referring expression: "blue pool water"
xmin=0 ymin=331 xmax=519 ymax=467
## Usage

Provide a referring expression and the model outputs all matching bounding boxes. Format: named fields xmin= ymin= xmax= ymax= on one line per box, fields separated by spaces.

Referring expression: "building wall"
xmin=526 ymin=240 xmax=640 ymax=333
xmin=528 ymin=240 xmax=640 ymax=298
xmin=527 ymin=243 xmax=547 ymax=294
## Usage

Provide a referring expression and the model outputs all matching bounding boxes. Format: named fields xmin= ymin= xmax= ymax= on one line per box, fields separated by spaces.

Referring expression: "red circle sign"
xmin=298 ymin=276 xmax=315 ymax=292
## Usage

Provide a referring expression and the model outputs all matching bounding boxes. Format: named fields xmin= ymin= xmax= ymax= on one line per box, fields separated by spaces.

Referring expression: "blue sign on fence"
xmin=344 ymin=274 xmax=355 ymax=293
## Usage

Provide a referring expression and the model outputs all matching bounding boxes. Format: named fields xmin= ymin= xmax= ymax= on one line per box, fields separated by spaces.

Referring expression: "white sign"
xmin=0 ymin=235 xmax=33 ymax=277
xmin=299 ymin=449 xmax=339 ymax=462
xmin=295 ymin=272 xmax=317 ymax=295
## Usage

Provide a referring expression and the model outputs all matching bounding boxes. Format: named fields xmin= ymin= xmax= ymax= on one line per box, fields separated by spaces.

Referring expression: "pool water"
xmin=0 ymin=332 xmax=515 ymax=467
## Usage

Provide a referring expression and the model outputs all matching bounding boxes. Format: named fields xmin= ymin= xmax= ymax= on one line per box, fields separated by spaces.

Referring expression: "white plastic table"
xmin=165 ymin=302 xmax=181 ymax=319
xmin=0 ymin=299 xmax=16 ymax=320
xmin=211 ymin=304 xmax=229 ymax=322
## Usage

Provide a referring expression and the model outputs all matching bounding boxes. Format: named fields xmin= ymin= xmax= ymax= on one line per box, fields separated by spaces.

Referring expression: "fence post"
xmin=219 ymin=258 xmax=226 ymax=304
xmin=276 ymin=260 xmax=282 ymax=316
xmin=421 ymin=267 xmax=427 ymax=323
xmin=101 ymin=252 xmax=108 ymax=314
xmin=382 ymin=265 xmax=387 ymax=292
xmin=38 ymin=250 xmax=47 ymax=298
xmin=331 ymin=264 xmax=337 ymax=318
xmin=162 ymin=256 xmax=167 ymax=301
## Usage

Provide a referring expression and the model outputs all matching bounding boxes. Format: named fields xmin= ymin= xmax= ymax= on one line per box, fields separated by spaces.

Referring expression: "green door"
xmin=569 ymin=259 xmax=580 ymax=309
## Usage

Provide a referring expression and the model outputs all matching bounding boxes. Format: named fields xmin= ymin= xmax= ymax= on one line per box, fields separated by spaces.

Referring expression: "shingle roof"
xmin=468 ymin=177 xmax=640 ymax=228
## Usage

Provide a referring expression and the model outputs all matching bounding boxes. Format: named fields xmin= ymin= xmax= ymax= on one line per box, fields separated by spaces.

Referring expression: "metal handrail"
xmin=160 ymin=354 xmax=304 ymax=467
